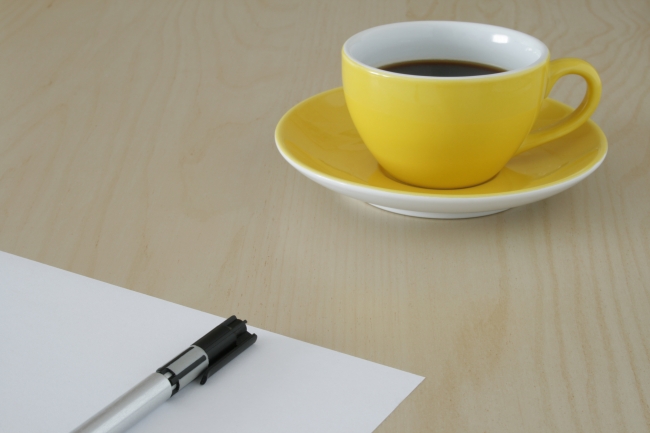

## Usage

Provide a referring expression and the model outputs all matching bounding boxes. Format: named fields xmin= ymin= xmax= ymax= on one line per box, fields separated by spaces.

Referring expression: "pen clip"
xmin=195 ymin=316 xmax=257 ymax=385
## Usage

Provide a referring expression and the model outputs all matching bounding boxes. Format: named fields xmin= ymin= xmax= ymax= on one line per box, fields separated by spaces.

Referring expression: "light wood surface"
xmin=1 ymin=1 xmax=649 ymax=431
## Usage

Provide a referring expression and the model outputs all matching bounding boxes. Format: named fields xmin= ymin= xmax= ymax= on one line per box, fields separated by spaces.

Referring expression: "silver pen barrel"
xmin=71 ymin=372 xmax=172 ymax=433
xmin=71 ymin=316 xmax=256 ymax=433
xmin=72 ymin=346 xmax=209 ymax=433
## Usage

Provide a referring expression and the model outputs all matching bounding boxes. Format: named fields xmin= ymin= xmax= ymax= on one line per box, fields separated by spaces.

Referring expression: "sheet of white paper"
xmin=0 ymin=251 xmax=423 ymax=432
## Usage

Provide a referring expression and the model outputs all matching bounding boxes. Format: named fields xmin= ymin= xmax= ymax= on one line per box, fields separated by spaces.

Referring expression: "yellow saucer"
xmin=275 ymin=88 xmax=607 ymax=218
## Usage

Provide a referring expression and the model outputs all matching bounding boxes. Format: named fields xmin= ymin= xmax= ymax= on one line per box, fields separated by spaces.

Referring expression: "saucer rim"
xmin=275 ymin=87 xmax=608 ymax=200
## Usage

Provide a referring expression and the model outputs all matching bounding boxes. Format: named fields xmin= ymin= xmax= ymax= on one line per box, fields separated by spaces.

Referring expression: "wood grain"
xmin=1 ymin=0 xmax=649 ymax=431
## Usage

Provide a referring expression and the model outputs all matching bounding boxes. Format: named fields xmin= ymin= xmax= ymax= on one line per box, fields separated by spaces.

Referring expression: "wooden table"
xmin=1 ymin=1 xmax=648 ymax=431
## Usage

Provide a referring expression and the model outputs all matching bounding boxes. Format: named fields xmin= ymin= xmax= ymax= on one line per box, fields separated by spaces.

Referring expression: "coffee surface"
xmin=380 ymin=60 xmax=506 ymax=77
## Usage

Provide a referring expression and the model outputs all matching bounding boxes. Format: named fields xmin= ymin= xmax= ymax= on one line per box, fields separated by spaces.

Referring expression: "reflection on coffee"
xmin=379 ymin=60 xmax=506 ymax=77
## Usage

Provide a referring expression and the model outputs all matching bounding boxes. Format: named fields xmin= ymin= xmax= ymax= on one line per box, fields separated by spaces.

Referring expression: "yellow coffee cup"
xmin=342 ymin=21 xmax=601 ymax=189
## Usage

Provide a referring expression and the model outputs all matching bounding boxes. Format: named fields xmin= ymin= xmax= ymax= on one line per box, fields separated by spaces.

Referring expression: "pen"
xmin=71 ymin=316 xmax=257 ymax=433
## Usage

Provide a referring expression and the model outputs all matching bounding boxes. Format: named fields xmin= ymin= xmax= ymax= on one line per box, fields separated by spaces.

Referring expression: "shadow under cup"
xmin=342 ymin=21 xmax=551 ymax=189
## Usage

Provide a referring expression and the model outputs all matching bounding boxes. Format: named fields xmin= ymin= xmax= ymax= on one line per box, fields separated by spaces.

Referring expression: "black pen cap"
xmin=193 ymin=315 xmax=257 ymax=385
xmin=193 ymin=316 xmax=250 ymax=363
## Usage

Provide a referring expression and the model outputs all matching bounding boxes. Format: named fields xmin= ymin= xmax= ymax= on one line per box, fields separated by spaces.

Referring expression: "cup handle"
xmin=514 ymin=58 xmax=602 ymax=156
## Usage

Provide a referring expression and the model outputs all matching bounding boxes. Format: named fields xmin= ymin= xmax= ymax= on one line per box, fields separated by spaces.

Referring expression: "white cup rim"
xmin=343 ymin=21 xmax=550 ymax=81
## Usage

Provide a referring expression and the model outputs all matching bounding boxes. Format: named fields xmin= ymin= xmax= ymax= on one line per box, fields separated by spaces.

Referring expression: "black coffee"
xmin=380 ymin=60 xmax=506 ymax=77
